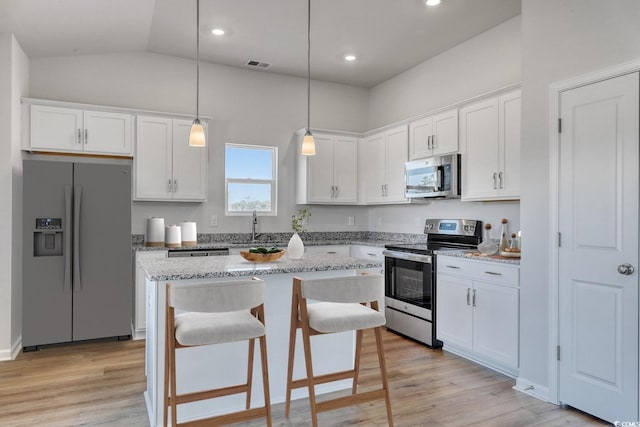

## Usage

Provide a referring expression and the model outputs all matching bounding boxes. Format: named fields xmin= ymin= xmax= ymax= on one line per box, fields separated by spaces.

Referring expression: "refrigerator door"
xmin=72 ymin=163 xmax=132 ymax=341
xmin=23 ymin=160 xmax=73 ymax=347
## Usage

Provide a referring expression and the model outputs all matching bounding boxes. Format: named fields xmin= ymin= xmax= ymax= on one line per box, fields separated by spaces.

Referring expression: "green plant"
xmin=291 ymin=207 xmax=311 ymax=233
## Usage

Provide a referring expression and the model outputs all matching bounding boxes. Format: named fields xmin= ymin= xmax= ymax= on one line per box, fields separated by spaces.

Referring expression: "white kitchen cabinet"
xmin=409 ymin=108 xmax=458 ymax=160
xmin=133 ymin=250 xmax=167 ymax=340
xmin=296 ymin=132 xmax=358 ymax=204
xmin=360 ymin=125 xmax=409 ymax=204
xmin=436 ymin=255 xmax=519 ymax=377
xmin=460 ymin=89 xmax=521 ymax=201
xmin=30 ymin=104 xmax=132 ymax=155
xmin=134 ymin=115 xmax=207 ymax=202
xmin=304 ymin=245 xmax=351 ymax=256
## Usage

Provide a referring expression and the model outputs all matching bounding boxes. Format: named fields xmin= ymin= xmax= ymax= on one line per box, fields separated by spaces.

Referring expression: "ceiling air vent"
xmin=246 ymin=59 xmax=271 ymax=69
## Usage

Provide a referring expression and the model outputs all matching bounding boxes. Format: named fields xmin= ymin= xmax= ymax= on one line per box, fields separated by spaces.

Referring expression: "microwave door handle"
xmin=435 ymin=165 xmax=444 ymax=191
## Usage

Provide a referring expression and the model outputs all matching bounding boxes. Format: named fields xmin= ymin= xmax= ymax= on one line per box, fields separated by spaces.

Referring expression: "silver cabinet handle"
xmin=77 ymin=129 xmax=82 ymax=144
xmin=168 ymin=179 xmax=172 ymax=192
xmin=484 ymin=271 xmax=502 ymax=276
xmin=466 ymin=288 xmax=471 ymax=305
xmin=381 ymin=184 xmax=385 ymax=196
xmin=330 ymin=185 xmax=334 ymax=197
xmin=618 ymin=263 xmax=635 ymax=275
xmin=327 ymin=251 xmax=337 ymax=254
xmin=367 ymin=253 xmax=377 ymax=257
xmin=384 ymin=184 xmax=388 ymax=196
xmin=498 ymin=172 xmax=503 ymax=189
xmin=173 ymin=179 xmax=177 ymax=192
xmin=334 ymin=185 xmax=338 ymax=197
xmin=84 ymin=129 xmax=88 ymax=144
xmin=472 ymin=289 xmax=477 ymax=307
xmin=427 ymin=135 xmax=432 ymax=150
xmin=493 ymin=172 xmax=498 ymax=189
xmin=432 ymin=134 xmax=436 ymax=149
xmin=446 ymin=265 xmax=461 ymax=269
xmin=73 ymin=185 xmax=82 ymax=291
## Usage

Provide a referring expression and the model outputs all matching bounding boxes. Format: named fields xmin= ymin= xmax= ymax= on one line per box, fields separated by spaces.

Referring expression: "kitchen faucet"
xmin=251 ymin=210 xmax=262 ymax=242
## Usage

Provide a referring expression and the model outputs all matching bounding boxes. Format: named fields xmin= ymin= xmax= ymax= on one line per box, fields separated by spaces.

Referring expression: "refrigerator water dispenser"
xmin=34 ymin=217 xmax=63 ymax=257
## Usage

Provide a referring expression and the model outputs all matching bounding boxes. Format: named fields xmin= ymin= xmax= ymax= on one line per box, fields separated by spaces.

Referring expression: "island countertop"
xmin=139 ymin=253 xmax=384 ymax=281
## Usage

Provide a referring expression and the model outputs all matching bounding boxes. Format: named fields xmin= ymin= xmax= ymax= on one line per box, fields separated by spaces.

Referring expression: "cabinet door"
xmin=30 ymin=105 xmax=83 ymax=152
xmin=385 ymin=125 xmax=408 ymax=202
xmin=307 ymin=134 xmax=335 ymax=203
xmin=432 ymin=108 xmax=459 ymax=156
xmin=172 ymin=119 xmax=208 ymax=201
xmin=499 ymin=90 xmax=521 ymax=199
xmin=472 ymin=281 xmax=519 ymax=369
xmin=361 ymin=133 xmax=387 ymax=203
xmin=460 ymin=98 xmax=500 ymax=201
xmin=83 ymin=110 xmax=132 ymax=155
xmin=333 ymin=136 xmax=358 ymax=203
xmin=409 ymin=116 xmax=433 ymax=160
xmin=134 ymin=251 xmax=167 ymax=338
xmin=436 ymin=273 xmax=473 ymax=351
xmin=134 ymin=116 xmax=172 ymax=200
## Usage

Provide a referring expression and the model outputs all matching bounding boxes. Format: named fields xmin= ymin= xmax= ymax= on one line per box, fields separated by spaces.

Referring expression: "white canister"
xmin=179 ymin=221 xmax=197 ymax=246
xmin=145 ymin=217 xmax=165 ymax=247
xmin=164 ymin=225 xmax=182 ymax=248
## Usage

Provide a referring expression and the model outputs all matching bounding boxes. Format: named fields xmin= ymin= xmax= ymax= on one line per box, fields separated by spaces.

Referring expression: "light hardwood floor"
xmin=0 ymin=330 xmax=607 ymax=427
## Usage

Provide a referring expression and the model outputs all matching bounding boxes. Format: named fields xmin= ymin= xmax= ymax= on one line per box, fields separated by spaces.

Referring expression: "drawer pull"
xmin=484 ymin=271 xmax=502 ymax=276
xmin=367 ymin=253 xmax=377 ymax=256
xmin=327 ymin=251 xmax=337 ymax=254
xmin=446 ymin=265 xmax=461 ymax=269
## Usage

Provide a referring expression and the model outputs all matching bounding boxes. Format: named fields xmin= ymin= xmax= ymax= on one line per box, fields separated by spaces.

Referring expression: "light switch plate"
xmin=210 ymin=215 xmax=218 ymax=227
xmin=348 ymin=216 xmax=355 ymax=226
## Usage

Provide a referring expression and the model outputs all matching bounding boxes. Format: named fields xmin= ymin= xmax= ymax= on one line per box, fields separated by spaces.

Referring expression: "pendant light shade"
xmin=301 ymin=0 xmax=315 ymax=156
xmin=189 ymin=0 xmax=205 ymax=147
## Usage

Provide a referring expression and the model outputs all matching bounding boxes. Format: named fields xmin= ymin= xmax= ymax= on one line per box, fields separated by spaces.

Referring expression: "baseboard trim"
xmin=0 ymin=336 xmax=22 ymax=361
xmin=514 ymin=377 xmax=550 ymax=402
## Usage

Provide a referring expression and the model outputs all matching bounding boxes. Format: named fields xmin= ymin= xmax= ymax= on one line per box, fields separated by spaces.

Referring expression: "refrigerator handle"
xmin=63 ymin=185 xmax=73 ymax=293
xmin=73 ymin=185 xmax=82 ymax=291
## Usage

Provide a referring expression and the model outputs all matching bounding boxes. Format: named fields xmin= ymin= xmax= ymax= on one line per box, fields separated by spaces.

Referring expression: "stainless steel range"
xmin=382 ymin=219 xmax=482 ymax=347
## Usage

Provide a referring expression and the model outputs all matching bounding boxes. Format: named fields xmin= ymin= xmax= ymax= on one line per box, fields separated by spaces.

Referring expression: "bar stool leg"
xmin=259 ymin=332 xmax=273 ymax=427
xmin=285 ymin=282 xmax=300 ymax=417
xmin=352 ymin=329 xmax=364 ymax=394
xmin=246 ymin=338 xmax=255 ymax=410
xmin=374 ymin=326 xmax=394 ymax=427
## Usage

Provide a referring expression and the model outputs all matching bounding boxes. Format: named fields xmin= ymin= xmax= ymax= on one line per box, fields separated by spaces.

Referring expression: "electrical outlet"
xmin=210 ymin=215 xmax=218 ymax=227
xmin=348 ymin=215 xmax=355 ymax=226
xmin=377 ymin=217 xmax=382 ymax=226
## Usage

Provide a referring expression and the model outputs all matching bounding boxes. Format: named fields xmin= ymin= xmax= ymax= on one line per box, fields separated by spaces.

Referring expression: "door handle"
xmin=168 ymin=179 xmax=173 ymax=192
xmin=334 ymin=185 xmax=338 ymax=197
xmin=435 ymin=165 xmax=444 ymax=191
xmin=431 ymin=134 xmax=436 ymax=149
xmin=173 ymin=179 xmax=177 ymax=192
xmin=63 ymin=185 xmax=72 ymax=293
xmin=498 ymin=172 xmax=503 ymax=189
xmin=493 ymin=172 xmax=498 ymax=189
xmin=427 ymin=135 xmax=432 ymax=150
xmin=73 ymin=185 xmax=82 ymax=291
xmin=472 ymin=289 xmax=477 ymax=307
xmin=84 ymin=129 xmax=88 ymax=144
xmin=77 ymin=129 xmax=82 ymax=144
xmin=466 ymin=288 xmax=471 ymax=305
xmin=618 ymin=263 xmax=635 ymax=275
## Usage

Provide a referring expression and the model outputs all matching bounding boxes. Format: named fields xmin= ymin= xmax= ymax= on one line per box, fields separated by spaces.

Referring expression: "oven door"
xmin=384 ymin=251 xmax=433 ymax=311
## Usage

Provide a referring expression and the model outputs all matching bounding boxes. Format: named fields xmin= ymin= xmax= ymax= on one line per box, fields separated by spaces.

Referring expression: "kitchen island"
xmin=139 ymin=253 xmax=383 ymax=427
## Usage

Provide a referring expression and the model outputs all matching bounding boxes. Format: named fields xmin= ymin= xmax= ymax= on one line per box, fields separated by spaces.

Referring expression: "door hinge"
xmin=557 ymin=345 xmax=561 ymax=361
xmin=558 ymin=118 xmax=562 ymax=133
xmin=558 ymin=232 xmax=562 ymax=247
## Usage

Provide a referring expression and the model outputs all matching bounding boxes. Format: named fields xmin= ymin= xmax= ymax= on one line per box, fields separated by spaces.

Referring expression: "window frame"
xmin=224 ymin=143 xmax=278 ymax=216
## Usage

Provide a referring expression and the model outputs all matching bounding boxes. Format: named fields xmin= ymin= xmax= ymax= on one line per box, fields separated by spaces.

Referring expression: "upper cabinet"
xmin=29 ymin=104 xmax=132 ymax=156
xmin=360 ymin=124 xmax=409 ymax=204
xmin=134 ymin=115 xmax=208 ymax=202
xmin=296 ymin=132 xmax=358 ymax=204
xmin=460 ymin=89 xmax=521 ymax=201
xmin=409 ymin=108 xmax=458 ymax=160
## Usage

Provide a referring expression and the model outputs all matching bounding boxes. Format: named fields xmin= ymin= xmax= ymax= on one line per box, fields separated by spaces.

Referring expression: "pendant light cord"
xmin=307 ymin=0 xmax=311 ymax=132
xmin=196 ymin=0 xmax=200 ymax=120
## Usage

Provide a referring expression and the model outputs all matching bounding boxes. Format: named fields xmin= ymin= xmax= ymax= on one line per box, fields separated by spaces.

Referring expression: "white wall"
xmin=520 ymin=0 xmax=640 ymax=390
xmin=0 ymin=33 xmax=28 ymax=360
xmin=364 ymin=16 xmax=521 ymax=236
xmin=29 ymin=52 xmax=371 ymax=234
xmin=368 ymin=16 xmax=521 ymax=130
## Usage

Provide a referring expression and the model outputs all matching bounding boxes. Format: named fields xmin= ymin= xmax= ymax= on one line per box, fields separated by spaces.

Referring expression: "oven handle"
xmin=383 ymin=250 xmax=432 ymax=264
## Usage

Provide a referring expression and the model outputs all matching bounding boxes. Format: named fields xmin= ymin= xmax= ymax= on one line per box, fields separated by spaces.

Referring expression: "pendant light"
xmin=301 ymin=0 xmax=315 ymax=156
xmin=189 ymin=0 xmax=206 ymax=147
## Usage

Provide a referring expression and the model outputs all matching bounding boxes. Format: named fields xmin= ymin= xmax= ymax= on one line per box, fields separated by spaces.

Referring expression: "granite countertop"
xmin=132 ymin=239 xmax=397 ymax=252
xmin=435 ymin=249 xmax=521 ymax=265
xmin=139 ymin=253 xmax=384 ymax=281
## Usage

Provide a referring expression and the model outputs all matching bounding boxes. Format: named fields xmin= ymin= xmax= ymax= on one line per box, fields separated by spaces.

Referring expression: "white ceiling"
xmin=0 ymin=0 xmax=521 ymax=88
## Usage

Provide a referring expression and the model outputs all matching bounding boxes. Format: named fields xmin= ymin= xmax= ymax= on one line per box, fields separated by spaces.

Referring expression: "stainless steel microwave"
xmin=405 ymin=154 xmax=461 ymax=199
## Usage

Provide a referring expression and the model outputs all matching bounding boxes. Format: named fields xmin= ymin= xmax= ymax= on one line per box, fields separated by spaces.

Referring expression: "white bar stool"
xmin=285 ymin=274 xmax=393 ymax=426
xmin=164 ymin=277 xmax=272 ymax=427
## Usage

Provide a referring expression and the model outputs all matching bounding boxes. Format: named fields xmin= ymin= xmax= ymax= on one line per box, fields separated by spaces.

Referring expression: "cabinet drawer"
xmin=305 ymin=245 xmax=351 ymax=256
xmin=437 ymin=256 xmax=519 ymax=286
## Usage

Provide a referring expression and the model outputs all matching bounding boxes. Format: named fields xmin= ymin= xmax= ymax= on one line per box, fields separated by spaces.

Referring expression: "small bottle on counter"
xmin=499 ymin=218 xmax=508 ymax=252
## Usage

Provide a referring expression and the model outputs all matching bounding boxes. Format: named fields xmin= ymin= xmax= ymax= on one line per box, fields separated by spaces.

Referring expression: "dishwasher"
xmin=167 ymin=248 xmax=230 ymax=257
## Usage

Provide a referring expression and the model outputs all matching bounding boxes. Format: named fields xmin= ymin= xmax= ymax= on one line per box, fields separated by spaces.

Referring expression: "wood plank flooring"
xmin=0 ymin=330 xmax=608 ymax=426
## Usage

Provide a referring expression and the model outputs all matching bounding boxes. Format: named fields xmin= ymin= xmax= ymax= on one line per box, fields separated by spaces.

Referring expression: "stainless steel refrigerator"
xmin=23 ymin=157 xmax=132 ymax=350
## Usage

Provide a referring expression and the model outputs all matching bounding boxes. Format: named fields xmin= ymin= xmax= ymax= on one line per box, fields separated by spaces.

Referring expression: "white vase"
xmin=287 ymin=232 xmax=304 ymax=259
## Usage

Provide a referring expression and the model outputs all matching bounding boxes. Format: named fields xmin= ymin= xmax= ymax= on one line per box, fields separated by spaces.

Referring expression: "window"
xmin=225 ymin=144 xmax=278 ymax=215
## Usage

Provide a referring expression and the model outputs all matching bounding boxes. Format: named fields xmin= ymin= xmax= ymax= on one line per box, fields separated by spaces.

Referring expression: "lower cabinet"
xmin=436 ymin=255 xmax=519 ymax=377
xmin=133 ymin=250 xmax=167 ymax=339
xmin=305 ymin=245 xmax=351 ymax=256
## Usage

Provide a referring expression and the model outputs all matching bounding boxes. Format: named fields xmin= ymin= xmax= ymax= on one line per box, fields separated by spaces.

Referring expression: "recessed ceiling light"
xmin=426 ymin=0 xmax=441 ymax=6
xmin=211 ymin=28 xmax=225 ymax=36
xmin=344 ymin=54 xmax=357 ymax=62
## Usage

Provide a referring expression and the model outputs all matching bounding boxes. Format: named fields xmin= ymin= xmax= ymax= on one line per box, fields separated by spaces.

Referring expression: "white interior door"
xmin=558 ymin=71 xmax=639 ymax=423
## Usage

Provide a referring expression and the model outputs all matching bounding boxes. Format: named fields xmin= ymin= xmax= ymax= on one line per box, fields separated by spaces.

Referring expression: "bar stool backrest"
xmin=300 ymin=274 xmax=383 ymax=303
xmin=168 ymin=278 xmax=265 ymax=313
